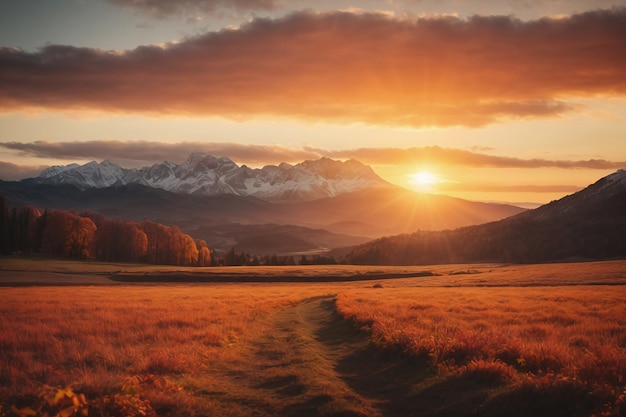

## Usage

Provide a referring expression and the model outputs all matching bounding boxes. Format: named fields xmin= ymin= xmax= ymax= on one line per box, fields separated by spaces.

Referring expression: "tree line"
xmin=0 ymin=198 xmax=214 ymax=266
xmin=0 ymin=198 xmax=340 ymax=266
xmin=221 ymin=247 xmax=337 ymax=266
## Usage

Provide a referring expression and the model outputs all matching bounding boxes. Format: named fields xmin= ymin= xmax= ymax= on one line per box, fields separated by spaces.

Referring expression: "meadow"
xmin=1 ymin=258 xmax=625 ymax=416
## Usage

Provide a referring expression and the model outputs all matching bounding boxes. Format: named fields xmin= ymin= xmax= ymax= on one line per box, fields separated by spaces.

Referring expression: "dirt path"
xmin=215 ymin=294 xmax=439 ymax=416
xmin=261 ymin=297 xmax=551 ymax=417
xmin=249 ymin=294 xmax=384 ymax=417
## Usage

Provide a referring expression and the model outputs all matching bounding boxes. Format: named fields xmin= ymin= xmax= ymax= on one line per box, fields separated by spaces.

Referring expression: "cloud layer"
xmin=2 ymin=141 xmax=623 ymax=171
xmin=435 ymin=182 xmax=582 ymax=194
xmin=0 ymin=140 xmax=317 ymax=166
xmin=1 ymin=9 xmax=625 ymax=127
xmin=316 ymin=146 xmax=626 ymax=169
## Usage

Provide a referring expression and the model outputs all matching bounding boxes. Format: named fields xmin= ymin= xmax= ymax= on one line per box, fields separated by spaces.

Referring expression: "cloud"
xmin=1 ymin=9 xmax=625 ymax=127
xmin=311 ymin=146 xmax=626 ymax=169
xmin=2 ymin=141 xmax=624 ymax=171
xmin=0 ymin=161 xmax=46 ymax=181
xmin=0 ymin=140 xmax=319 ymax=166
xmin=469 ymin=146 xmax=495 ymax=152
xmin=107 ymin=0 xmax=279 ymax=19
xmin=435 ymin=182 xmax=582 ymax=193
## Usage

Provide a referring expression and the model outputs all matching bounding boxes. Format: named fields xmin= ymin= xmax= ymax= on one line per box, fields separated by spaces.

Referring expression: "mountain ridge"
xmin=34 ymin=153 xmax=389 ymax=203
xmin=1 ymin=153 xmax=531 ymax=255
xmin=343 ymin=169 xmax=626 ymax=264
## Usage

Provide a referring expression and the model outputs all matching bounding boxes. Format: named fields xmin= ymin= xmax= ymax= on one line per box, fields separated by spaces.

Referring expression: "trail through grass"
xmin=245 ymin=295 xmax=380 ymax=416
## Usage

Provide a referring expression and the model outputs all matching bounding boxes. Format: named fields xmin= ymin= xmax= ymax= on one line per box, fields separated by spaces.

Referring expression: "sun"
xmin=411 ymin=170 xmax=439 ymax=187
xmin=410 ymin=170 xmax=444 ymax=191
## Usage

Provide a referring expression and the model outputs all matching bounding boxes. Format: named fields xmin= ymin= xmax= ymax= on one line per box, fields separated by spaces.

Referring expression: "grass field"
xmin=1 ymin=258 xmax=625 ymax=416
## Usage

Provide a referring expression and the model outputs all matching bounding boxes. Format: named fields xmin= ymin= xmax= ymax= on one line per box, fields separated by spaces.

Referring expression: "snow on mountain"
xmin=242 ymin=157 xmax=385 ymax=202
xmin=511 ymin=168 xmax=626 ymax=222
xmin=37 ymin=160 xmax=125 ymax=189
xmin=600 ymin=168 xmax=626 ymax=188
xmin=39 ymin=163 xmax=80 ymax=178
xmin=32 ymin=153 xmax=390 ymax=202
xmin=572 ymin=168 xmax=626 ymax=198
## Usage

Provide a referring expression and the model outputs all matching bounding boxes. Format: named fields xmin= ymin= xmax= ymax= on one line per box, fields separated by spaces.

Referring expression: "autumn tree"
xmin=42 ymin=211 xmax=96 ymax=258
xmin=140 ymin=221 xmax=201 ymax=265
xmin=89 ymin=217 xmax=147 ymax=262
xmin=1 ymin=198 xmax=216 ymax=266
xmin=141 ymin=221 xmax=170 ymax=264
xmin=170 ymin=227 xmax=199 ymax=266
xmin=195 ymin=239 xmax=214 ymax=266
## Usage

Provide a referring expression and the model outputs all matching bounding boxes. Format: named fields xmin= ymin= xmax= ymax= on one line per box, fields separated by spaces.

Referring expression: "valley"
xmin=0 ymin=154 xmax=526 ymax=255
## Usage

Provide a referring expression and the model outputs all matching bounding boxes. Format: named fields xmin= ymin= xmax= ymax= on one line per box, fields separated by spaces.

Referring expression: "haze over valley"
xmin=1 ymin=153 xmax=526 ymax=255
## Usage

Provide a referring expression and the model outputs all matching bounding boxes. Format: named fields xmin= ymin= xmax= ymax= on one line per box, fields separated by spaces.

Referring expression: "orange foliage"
xmin=196 ymin=239 xmax=213 ymax=267
xmin=42 ymin=211 xmax=96 ymax=258
xmin=0 ymin=200 xmax=214 ymax=266
xmin=92 ymin=218 xmax=148 ymax=262
xmin=140 ymin=221 xmax=202 ymax=266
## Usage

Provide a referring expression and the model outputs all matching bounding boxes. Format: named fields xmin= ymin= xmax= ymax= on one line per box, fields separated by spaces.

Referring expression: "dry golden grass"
xmin=0 ymin=285 xmax=319 ymax=416
xmin=338 ymin=286 xmax=626 ymax=374
xmin=1 ymin=259 xmax=626 ymax=416
xmin=336 ymin=285 xmax=626 ymax=416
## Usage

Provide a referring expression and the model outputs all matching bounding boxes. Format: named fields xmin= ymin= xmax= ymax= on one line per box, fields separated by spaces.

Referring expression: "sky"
xmin=1 ymin=0 xmax=625 ymax=205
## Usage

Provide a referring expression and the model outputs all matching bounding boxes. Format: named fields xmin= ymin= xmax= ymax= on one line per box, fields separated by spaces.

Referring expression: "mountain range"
xmin=1 ymin=154 xmax=623 ymax=262
xmin=344 ymin=169 xmax=626 ymax=264
xmin=35 ymin=153 xmax=387 ymax=203
xmin=1 ymin=153 xmax=527 ymax=255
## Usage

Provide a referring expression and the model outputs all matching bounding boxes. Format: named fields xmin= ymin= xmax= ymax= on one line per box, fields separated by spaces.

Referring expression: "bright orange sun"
xmin=410 ymin=170 xmax=445 ymax=191
xmin=411 ymin=171 xmax=442 ymax=191
xmin=411 ymin=171 xmax=439 ymax=187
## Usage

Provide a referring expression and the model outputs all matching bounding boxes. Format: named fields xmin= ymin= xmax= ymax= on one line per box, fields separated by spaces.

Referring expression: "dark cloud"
xmin=312 ymin=146 xmax=626 ymax=169
xmin=0 ymin=140 xmax=318 ymax=166
xmin=0 ymin=9 xmax=625 ymax=126
xmin=2 ymin=141 xmax=624 ymax=171
xmin=107 ymin=0 xmax=279 ymax=18
xmin=436 ymin=182 xmax=583 ymax=193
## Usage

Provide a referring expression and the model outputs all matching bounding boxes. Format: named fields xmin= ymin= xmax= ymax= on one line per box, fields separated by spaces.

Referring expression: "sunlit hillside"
xmin=345 ymin=170 xmax=626 ymax=264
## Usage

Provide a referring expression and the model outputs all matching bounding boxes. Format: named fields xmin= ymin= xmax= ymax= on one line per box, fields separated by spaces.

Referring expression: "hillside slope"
xmin=344 ymin=170 xmax=626 ymax=264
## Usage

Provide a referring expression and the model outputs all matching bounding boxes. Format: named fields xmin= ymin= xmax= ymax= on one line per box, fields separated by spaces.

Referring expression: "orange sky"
xmin=1 ymin=1 xmax=625 ymax=204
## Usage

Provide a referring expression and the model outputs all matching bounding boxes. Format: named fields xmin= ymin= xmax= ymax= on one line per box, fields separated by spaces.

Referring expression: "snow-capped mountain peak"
xmin=31 ymin=153 xmax=390 ymax=202
xmin=521 ymin=168 xmax=626 ymax=220
xmin=37 ymin=160 xmax=125 ymax=189
xmin=603 ymin=169 xmax=626 ymax=187
xmin=39 ymin=163 xmax=80 ymax=178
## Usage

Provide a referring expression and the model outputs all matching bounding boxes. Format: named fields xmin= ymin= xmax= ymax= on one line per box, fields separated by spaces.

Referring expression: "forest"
xmin=0 ymin=197 xmax=214 ymax=266
xmin=0 ymin=197 xmax=341 ymax=267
